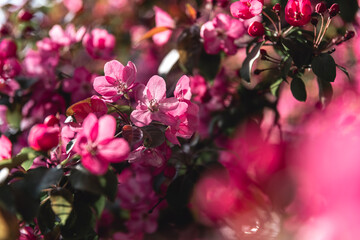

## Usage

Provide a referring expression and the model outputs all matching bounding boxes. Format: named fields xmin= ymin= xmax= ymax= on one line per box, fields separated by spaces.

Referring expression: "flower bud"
xmin=28 ymin=124 xmax=59 ymax=151
xmin=311 ymin=17 xmax=318 ymax=26
xmin=0 ymin=39 xmax=17 ymax=59
xmin=44 ymin=115 xmax=60 ymax=127
xmin=329 ymin=3 xmax=340 ymax=18
xmin=315 ymin=2 xmax=326 ymax=14
xmin=272 ymin=3 xmax=281 ymax=14
xmin=247 ymin=21 xmax=265 ymax=37
xmin=18 ymin=10 xmax=33 ymax=22
xmin=163 ymin=165 xmax=176 ymax=179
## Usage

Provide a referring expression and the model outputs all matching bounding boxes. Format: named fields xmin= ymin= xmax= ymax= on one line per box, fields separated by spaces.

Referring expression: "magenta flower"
xmin=0 ymin=135 xmax=12 ymax=160
xmin=230 ymin=0 xmax=264 ymax=20
xmin=74 ymin=113 xmax=130 ymax=175
xmin=28 ymin=124 xmax=59 ymax=152
xmin=130 ymin=75 xmax=179 ymax=127
xmin=152 ymin=6 xmax=175 ymax=46
xmin=93 ymin=60 xmax=136 ymax=102
xmin=82 ymin=28 xmax=115 ymax=60
xmin=285 ymin=0 xmax=312 ymax=27
xmin=200 ymin=13 xmax=245 ymax=55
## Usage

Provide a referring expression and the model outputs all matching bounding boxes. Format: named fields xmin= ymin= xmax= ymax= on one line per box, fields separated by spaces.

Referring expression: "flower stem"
xmin=282 ymin=26 xmax=294 ymax=36
xmin=262 ymin=11 xmax=279 ymax=35
xmin=316 ymin=17 xmax=331 ymax=48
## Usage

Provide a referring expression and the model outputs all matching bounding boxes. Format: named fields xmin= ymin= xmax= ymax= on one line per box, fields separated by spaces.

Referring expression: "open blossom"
xmin=74 ymin=113 xmax=130 ymax=175
xmin=285 ymin=0 xmax=312 ymax=26
xmin=130 ymin=75 xmax=179 ymax=127
xmin=49 ymin=24 xmax=86 ymax=47
xmin=63 ymin=0 xmax=83 ymax=13
xmin=230 ymin=0 xmax=264 ymax=19
xmin=200 ymin=13 xmax=245 ymax=55
xmin=82 ymin=28 xmax=115 ymax=60
xmin=152 ymin=6 xmax=175 ymax=46
xmin=165 ymin=75 xmax=199 ymax=145
xmin=93 ymin=60 xmax=136 ymax=101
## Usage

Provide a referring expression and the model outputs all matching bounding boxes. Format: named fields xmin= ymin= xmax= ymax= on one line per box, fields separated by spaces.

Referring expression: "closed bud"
xmin=311 ymin=17 xmax=318 ymax=26
xmin=44 ymin=115 xmax=59 ymax=127
xmin=1 ymin=58 xmax=21 ymax=79
xmin=247 ymin=21 xmax=265 ymax=37
xmin=0 ymin=39 xmax=17 ymax=59
xmin=329 ymin=3 xmax=340 ymax=18
xmin=163 ymin=166 xmax=176 ymax=178
xmin=18 ymin=9 xmax=33 ymax=22
xmin=315 ymin=2 xmax=326 ymax=14
xmin=272 ymin=3 xmax=281 ymax=14
xmin=28 ymin=124 xmax=59 ymax=151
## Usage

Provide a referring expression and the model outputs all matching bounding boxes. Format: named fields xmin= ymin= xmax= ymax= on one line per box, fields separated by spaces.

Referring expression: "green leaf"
xmin=290 ymin=77 xmax=307 ymax=102
xmin=142 ymin=125 xmax=166 ymax=148
xmin=0 ymin=147 xmax=39 ymax=170
xmin=91 ymin=195 xmax=106 ymax=218
xmin=38 ymin=200 xmax=56 ymax=234
xmin=50 ymin=189 xmax=73 ymax=225
xmin=5 ymin=105 xmax=21 ymax=130
xmin=317 ymin=78 xmax=333 ymax=106
xmin=281 ymin=55 xmax=293 ymax=80
xmin=270 ymin=79 xmax=283 ymax=97
xmin=311 ymin=54 xmax=336 ymax=82
xmin=240 ymin=41 xmax=264 ymax=82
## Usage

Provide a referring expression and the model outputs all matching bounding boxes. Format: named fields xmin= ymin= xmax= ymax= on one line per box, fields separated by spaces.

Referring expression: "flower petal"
xmin=130 ymin=109 xmax=152 ymax=127
xmin=97 ymin=138 xmax=130 ymax=163
xmin=82 ymin=153 xmax=109 ymax=175
xmin=97 ymin=115 xmax=116 ymax=143
xmin=147 ymin=75 xmax=166 ymax=100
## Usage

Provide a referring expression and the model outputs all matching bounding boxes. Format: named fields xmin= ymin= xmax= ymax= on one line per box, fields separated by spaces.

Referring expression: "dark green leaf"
xmin=240 ymin=41 xmax=264 ymax=82
xmin=281 ymin=55 xmax=293 ymax=80
xmin=66 ymin=139 xmax=76 ymax=154
xmin=336 ymin=64 xmax=350 ymax=80
xmin=142 ymin=125 xmax=166 ymax=148
xmin=282 ymin=38 xmax=312 ymax=68
xmin=317 ymin=78 xmax=333 ymax=106
xmin=290 ymin=77 xmax=307 ymax=102
xmin=311 ymin=54 xmax=336 ymax=82
xmin=69 ymin=167 xmax=118 ymax=201
xmin=38 ymin=200 xmax=56 ymax=234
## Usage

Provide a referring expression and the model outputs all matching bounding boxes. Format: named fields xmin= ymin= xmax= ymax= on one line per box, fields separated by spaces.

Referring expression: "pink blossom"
xmin=189 ymin=74 xmax=208 ymax=103
xmin=63 ymin=0 xmax=83 ymax=13
xmin=82 ymin=28 xmax=116 ymax=60
xmin=130 ymin=75 xmax=179 ymax=127
xmin=1 ymin=57 xmax=21 ymax=79
xmin=0 ymin=135 xmax=12 ymax=160
xmin=126 ymin=208 xmax=159 ymax=234
xmin=0 ymin=105 xmax=9 ymax=133
xmin=93 ymin=60 xmax=136 ymax=102
xmin=152 ymin=6 xmax=175 ymax=46
xmin=165 ymin=75 xmax=199 ymax=145
xmin=49 ymin=24 xmax=86 ymax=47
xmin=191 ymin=169 xmax=240 ymax=225
xmin=230 ymin=0 xmax=264 ymax=20
xmin=63 ymin=67 xmax=97 ymax=103
xmin=74 ymin=113 xmax=130 ymax=175
xmin=200 ymin=13 xmax=245 ymax=55
xmin=0 ymin=78 xmax=20 ymax=97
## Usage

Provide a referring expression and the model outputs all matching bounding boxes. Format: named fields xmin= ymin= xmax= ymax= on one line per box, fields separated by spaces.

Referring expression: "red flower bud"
xmin=44 ymin=115 xmax=60 ymax=127
xmin=163 ymin=166 xmax=176 ymax=178
xmin=315 ymin=2 xmax=326 ymax=14
xmin=329 ymin=3 xmax=340 ymax=18
xmin=247 ymin=21 xmax=265 ymax=37
xmin=0 ymin=39 xmax=17 ymax=59
xmin=28 ymin=124 xmax=59 ymax=151
xmin=272 ymin=3 xmax=281 ymax=14
xmin=285 ymin=0 xmax=312 ymax=27
xmin=18 ymin=10 xmax=33 ymax=22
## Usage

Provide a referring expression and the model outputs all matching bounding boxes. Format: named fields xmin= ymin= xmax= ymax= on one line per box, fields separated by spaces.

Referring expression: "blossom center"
xmin=148 ymin=99 xmax=160 ymax=112
xmin=116 ymin=80 xmax=127 ymax=95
